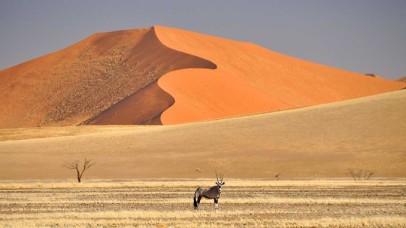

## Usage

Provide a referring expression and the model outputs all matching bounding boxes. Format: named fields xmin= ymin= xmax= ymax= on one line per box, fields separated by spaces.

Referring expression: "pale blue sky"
xmin=1 ymin=0 xmax=405 ymax=79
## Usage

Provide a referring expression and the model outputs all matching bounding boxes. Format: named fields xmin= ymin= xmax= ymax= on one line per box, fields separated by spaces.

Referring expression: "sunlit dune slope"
xmin=1 ymin=90 xmax=405 ymax=179
xmin=0 ymin=25 xmax=404 ymax=128
xmin=0 ymin=27 xmax=215 ymax=128
xmin=154 ymin=26 xmax=406 ymax=124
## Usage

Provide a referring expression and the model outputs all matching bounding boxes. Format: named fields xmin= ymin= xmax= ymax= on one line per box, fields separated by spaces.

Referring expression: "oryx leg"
xmin=196 ymin=196 xmax=202 ymax=210
xmin=214 ymin=198 xmax=219 ymax=210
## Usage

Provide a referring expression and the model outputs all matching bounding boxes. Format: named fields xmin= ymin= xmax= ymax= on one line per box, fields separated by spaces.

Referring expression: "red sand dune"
xmin=0 ymin=27 xmax=215 ymax=128
xmin=153 ymin=26 xmax=406 ymax=124
xmin=0 ymin=26 xmax=405 ymax=127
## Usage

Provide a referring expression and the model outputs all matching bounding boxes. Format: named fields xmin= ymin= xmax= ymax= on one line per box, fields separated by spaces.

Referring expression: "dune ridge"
xmin=85 ymin=27 xmax=216 ymax=125
xmin=0 ymin=25 xmax=405 ymax=127
xmin=0 ymin=26 xmax=216 ymax=128
xmin=1 ymin=28 xmax=151 ymax=128
xmin=153 ymin=26 xmax=406 ymax=124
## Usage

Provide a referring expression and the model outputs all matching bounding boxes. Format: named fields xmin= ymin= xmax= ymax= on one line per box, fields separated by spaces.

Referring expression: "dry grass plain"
xmin=1 ymin=180 xmax=405 ymax=227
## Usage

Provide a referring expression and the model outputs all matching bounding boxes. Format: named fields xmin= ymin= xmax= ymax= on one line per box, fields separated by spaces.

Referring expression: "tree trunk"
xmin=76 ymin=169 xmax=81 ymax=183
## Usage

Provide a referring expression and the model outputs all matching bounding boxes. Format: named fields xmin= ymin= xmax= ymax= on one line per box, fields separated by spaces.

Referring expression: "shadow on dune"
xmin=84 ymin=27 xmax=217 ymax=125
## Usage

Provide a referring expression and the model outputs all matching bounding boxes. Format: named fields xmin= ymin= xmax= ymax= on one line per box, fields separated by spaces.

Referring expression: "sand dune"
xmin=1 ymin=90 xmax=405 ymax=179
xmin=0 ymin=26 xmax=404 ymax=127
xmin=0 ymin=27 xmax=215 ymax=128
xmin=85 ymin=81 xmax=173 ymax=125
xmin=154 ymin=26 xmax=406 ymax=124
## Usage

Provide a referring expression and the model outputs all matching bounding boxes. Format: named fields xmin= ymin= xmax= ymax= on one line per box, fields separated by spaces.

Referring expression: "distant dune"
xmin=398 ymin=76 xmax=406 ymax=82
xmin=0 ymin=26 xmax=405 ymax=128
xmin=154 ymin=26 xmax=406 ymax=124
xmin=0 ymin=27 xmax=215 ymax=128
xmin=1 ymin=90 xmax=405 ymax=179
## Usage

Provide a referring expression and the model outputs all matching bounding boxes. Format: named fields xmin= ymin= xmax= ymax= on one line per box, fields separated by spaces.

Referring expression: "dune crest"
xmin=0 ymin=25 xmax=405 ymax=127
xmin=85 ymin=27 xmax=216 ymax=125
xmin=0 ymin=27 xmax=216 ymax=128
xmin=153 ymin=25 xmax=406 ymax=124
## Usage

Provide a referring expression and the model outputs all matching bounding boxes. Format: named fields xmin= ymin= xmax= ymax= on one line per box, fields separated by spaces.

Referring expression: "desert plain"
xmin=1 ymin=180 xmax=406 ymax=227
xmin=1 ymin=26 xmax=406 ymax=227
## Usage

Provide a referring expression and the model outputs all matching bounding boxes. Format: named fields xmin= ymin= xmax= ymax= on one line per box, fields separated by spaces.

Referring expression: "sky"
xmin=0 ymin=0 xmax=405 ymax=79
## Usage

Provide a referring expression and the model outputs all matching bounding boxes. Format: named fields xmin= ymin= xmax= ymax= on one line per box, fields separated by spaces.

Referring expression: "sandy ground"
xmin=0 ymin=180 xmax=405 ymax=227
xmin=0 ymin=90 xmax=405 ymax=180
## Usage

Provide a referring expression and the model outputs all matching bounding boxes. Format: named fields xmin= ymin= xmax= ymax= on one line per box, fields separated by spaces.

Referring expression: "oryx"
xmin=193 ymin=170 xmax=225 ymax=210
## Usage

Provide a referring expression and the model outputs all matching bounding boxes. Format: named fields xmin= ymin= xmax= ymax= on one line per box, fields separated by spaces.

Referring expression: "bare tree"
xmin=64 ymin=158 xmax=95 ymax=183
xmin=349 ymin=169 xmax=374 ymax=181
xmin=363 ymin=170 xmax=374 ymax=180
xmin=349 ymin=169 xmax=361 ymax=181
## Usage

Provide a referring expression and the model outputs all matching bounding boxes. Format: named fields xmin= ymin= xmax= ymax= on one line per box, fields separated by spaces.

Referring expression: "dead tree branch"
xmin=64 ymin=158 xmax=95 ymax=183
